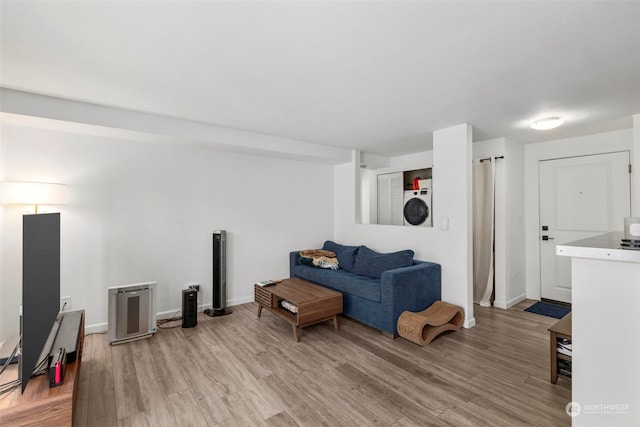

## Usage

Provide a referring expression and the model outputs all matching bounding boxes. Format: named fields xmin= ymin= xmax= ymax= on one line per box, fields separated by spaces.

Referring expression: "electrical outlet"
xmin=60 ymin=296 xmax=71 ymax=311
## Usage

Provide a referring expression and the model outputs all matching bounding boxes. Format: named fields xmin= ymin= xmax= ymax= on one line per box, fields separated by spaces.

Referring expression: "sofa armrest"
xmin=290 ymin=250 xmax=301 ymax=277
xmin=380 ymin=262 xmax=442 ymax=333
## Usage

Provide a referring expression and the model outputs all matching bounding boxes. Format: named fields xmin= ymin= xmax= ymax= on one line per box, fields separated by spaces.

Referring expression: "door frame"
xmin=523 ymin=130 xmax=633 ymax=302
xmin=538 ymin=150 xmax=631 ymax=302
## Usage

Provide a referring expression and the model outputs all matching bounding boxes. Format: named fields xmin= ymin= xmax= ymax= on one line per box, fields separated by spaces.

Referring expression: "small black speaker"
xmin=182 ymin=289 xmax=197 ymax=328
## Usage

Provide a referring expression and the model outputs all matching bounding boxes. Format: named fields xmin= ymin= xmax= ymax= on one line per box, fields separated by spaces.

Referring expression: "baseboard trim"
xmin=494 ymin=293 xmax=527 ymax=309
xmin=526 ymin=291 xmax=540 ymax=301
xmin=85 ymin=322 xmax=107 ymax=335
xmin=84 ymin=300 xmax=250 ymax=335
xmin=463 ymin=317 xmax=476 ymax=329
xmin=228 ymin=295 xmax=254 ymax=306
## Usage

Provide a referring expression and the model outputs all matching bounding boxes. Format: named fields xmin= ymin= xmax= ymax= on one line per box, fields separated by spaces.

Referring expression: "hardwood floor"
xmin=74 ymin=300 xmax=571 ymax=426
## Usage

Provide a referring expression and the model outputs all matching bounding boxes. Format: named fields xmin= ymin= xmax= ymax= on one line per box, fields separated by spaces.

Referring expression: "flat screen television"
xmin=20 ymin=212 xmax=60 ymax=392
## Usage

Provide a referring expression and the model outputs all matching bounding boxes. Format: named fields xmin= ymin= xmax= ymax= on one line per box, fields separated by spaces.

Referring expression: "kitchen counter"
xmin=557 ymin=232 xmax=640 ymax=426
xmin=556 ymin=231 xmax=640 ymax=262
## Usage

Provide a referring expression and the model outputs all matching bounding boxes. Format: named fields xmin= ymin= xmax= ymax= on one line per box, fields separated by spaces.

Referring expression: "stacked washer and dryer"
xmin=403 ymin=179 xmax=432 ymax=227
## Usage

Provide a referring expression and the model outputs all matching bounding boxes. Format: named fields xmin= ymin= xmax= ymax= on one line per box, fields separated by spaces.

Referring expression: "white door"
xmin=539 ymin=151 xmax=631 ymax=302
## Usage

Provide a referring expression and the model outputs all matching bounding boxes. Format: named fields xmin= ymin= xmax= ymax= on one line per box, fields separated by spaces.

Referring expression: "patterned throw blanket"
xmin=299 ymin=249 xmax=339 ymax=270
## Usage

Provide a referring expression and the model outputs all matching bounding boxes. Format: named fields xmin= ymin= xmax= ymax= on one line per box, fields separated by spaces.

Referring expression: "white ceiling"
xmin=1 ymin=1 xmax=639 ymax=157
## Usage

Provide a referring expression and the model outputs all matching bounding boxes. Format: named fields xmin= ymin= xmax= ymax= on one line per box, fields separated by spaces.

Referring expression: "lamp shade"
xmin=1 ymin=181 xmax=67 ymax=206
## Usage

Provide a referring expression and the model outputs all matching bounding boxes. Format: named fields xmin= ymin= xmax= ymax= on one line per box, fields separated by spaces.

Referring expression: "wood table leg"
xmin=550 ymin=330 xmax=558 ymax=384
xmin=293 ymin=325 xmax=299 ymax=342
xmin=333 ymin=315 xmax=339 ymax=330
xmin=257 ymin=304 xmax=263 ymax=318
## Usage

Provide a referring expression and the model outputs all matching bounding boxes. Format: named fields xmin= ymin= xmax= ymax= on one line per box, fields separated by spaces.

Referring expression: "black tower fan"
xmin=182 ymin=289 xmax=197 ymax=328
xmin=205 ymin=230 xmax=232 ymax=317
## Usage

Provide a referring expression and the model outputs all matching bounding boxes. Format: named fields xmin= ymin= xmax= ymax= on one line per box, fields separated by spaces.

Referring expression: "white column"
xmin=352 ymin=150 xmax=362 ymax=224
xmin=433 ymin=124 xmax=474 ymax=327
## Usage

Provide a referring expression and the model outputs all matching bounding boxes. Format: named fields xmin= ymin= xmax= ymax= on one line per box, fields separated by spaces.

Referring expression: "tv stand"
xmin=0 ymin=310 xmax=85 ymax=427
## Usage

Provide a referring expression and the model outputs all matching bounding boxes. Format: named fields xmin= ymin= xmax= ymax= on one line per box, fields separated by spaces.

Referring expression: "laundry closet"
xmin=376 ymin=167 xmax=432 ymax=227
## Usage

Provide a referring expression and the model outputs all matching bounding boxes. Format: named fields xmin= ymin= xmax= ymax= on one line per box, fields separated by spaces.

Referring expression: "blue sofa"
xmin=289 ymin=241 xmax=441 ymax=336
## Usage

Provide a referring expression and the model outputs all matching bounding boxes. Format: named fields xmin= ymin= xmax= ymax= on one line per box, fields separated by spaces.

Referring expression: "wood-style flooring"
xmin=74 ymin=300 xmax=571 ymax=426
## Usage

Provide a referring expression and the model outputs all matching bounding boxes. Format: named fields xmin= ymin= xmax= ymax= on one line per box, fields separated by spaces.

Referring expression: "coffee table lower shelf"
xmin=255 ymin=278 xmax=343 ymax=342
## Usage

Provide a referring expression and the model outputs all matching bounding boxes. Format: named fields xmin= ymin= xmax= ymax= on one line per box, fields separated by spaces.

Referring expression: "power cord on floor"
xmin=156 ymin=309 xmax=182 ymax=329
xmin=0 ymin=378 xmax=21 ymax=396
xmin=0 ymin=334 xmax=22 ymax=396
xmin=0 ymin=333 xmax=49 ymax=396
xmin=0 ymin=334 xmax=20 ymax=376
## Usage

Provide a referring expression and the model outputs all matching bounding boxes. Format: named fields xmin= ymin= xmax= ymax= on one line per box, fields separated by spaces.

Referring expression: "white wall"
xmin=504 ymin=138 xmax=526 ymax=304
xmin=0 ymin=124 xmax=334 ymax=340
xmin=389 ymin=151 xmax=434 ymax=171
xmin=524 ymin=128 xmax=633 ymax=300
xmin=335 ymin=124 xmax=475 ymax=328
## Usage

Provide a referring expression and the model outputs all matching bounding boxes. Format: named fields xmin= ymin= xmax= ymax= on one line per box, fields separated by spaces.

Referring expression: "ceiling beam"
xmin=0 ymin=88 xmax=352 ymax=164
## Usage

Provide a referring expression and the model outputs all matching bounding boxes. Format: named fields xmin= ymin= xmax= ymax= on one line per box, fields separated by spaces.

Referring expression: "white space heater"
xmin=107 ymin=282 xmax=157 ymax=345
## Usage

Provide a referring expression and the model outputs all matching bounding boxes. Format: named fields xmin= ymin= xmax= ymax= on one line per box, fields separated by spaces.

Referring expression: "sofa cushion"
xmin=322 ymin=240 xmax=360 ymax=272
xmin=352 ymin=246 xmax=415 ymax=279
xmin=291 ymin=265 xmax=381 ymax=302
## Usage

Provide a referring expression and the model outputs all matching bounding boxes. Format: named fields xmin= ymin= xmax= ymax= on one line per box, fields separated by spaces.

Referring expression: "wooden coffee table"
xmin=254 ymin=277 xmax=343 ymax=341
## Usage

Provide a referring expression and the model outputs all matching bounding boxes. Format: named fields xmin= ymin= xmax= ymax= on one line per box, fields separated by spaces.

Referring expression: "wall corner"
xmin=633 ymin=114 xmax=640 ymax=216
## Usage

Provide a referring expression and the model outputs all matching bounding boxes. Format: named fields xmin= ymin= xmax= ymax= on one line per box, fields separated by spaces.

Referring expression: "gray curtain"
xmin=473 ymin=158 xmax=495 ymax=307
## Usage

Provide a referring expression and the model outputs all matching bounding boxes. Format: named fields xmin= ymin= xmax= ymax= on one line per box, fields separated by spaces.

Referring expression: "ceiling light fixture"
xmin=530 ymin=116 xmax=565 ymax=130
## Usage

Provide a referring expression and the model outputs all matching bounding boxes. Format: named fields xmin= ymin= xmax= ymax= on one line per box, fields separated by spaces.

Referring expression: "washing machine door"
xmin=404 ymin=197 xmax=429 ymax=226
